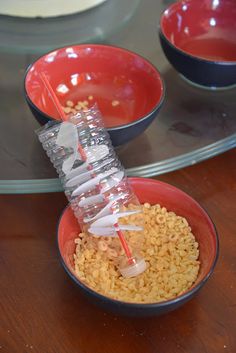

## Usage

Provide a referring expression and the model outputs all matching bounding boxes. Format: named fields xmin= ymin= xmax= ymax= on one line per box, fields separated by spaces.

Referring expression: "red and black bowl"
xmin=24 ymin=44 xmax=165 ymax=146
xmin=57 ymin=177 xmax=219 ymax=317
xmin=159 ymin=0 xmax=236 ymax=89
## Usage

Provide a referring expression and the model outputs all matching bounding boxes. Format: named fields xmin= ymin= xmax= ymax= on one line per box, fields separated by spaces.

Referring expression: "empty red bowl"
xmin=57 ymin=177 xmax=219 ymax=316
xmin=159 ymin=0 xmax=236 ymax=88
xmin=24 ymin=44 xmax=165 ymax=146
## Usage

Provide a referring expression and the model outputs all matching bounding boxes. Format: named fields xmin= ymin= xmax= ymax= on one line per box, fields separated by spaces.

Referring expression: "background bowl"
xmin=57 ymin=177 xmax=219 ymax=317
xmin=159 ymin=0 xmax=236 ymax=89
xmin=24 ymin=44 xmax=165 ymax=146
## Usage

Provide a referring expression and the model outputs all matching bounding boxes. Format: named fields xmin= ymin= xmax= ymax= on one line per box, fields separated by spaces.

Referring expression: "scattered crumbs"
xmin=0 ymin=346 xmax=2 ymax=349
xmin=30 ymin=346 xmax=33 ymax=349
xmin=139 ymin=332 xmax=144 ymax=336
xmin=63 ymin=99 xmax=90 ymax=114
xmin=77 ymin=101 xmax=88 ymax=109
xmin=103 ymin=323 xmax=106 ymax=326
xmin=25 ymin=344 xmax=29 ymax=347
xmin=224 ymin=345 xmax=227 ymax=349
xmin=112 ymin=100 xmax=120 ymax=107
xmin=66 ymin=100 xmax=74 ymax=107
xmin=7 ymin=330 xmax=10 ymax=333
xmin=63 ymin=106 xmax=72 ymax=114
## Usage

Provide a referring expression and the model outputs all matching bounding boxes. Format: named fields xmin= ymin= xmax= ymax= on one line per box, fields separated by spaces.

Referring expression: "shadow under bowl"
xmin=159 ymin=0 xmax=236 ymax=89
xmin=24 ymin=44 xmax=165 ymax=146
xmin=57 ymin=177 xmax=219 ymax=317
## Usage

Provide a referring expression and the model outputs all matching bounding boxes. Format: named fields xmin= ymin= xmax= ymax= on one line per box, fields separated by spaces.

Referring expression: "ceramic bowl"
xmin=24 ymin=44 xmax=165 ymax=146
xmin=57 ymin=177 xmax=219 ymax=317
xmin=159 ymin=0 xmax=236 ymax=89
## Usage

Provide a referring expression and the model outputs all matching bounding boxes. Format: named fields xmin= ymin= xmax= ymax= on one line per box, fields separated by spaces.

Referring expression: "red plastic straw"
xmin=114 ymin=224 xmax=134 ymax=264
xmin=40 ymin=73 xmax=87 ymax=160
xmin=40 ymin=73 xmax=67 ymax=121
xmin=107 ymin=198 xmax=134 ymax=264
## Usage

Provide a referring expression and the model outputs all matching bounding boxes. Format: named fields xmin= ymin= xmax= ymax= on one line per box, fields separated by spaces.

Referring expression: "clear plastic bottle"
xmin=37 ymin=105 xmax=146 ymax=278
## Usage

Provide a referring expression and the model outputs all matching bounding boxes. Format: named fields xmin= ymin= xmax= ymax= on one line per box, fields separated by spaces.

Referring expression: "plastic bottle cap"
xmin=119 ymin=257 xmax=147 ymax=278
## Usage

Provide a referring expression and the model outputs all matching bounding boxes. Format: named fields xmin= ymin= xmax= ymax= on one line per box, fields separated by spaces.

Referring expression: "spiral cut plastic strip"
xmin=37 ymin=106 xmax=146 ymax=278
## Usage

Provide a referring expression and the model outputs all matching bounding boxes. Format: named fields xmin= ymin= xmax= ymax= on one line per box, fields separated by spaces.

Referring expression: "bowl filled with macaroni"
xmin=57 ymin=177 xmax=219 ymax=316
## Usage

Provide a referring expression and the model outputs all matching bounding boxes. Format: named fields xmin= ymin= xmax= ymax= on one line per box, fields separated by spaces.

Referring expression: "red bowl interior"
xmin=160 ymin=0 xmax=236 ymax=62
xmin=58 ymin=177 xmax=218 ymax=302
xmin=25 ymin=44 xmax=164 ymax=128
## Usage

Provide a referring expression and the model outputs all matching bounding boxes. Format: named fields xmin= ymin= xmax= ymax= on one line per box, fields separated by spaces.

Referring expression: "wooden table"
xmin=1 ymin=148 xmax=236 ymax=353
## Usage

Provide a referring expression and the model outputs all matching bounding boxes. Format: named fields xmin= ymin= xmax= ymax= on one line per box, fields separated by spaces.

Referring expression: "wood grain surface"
xmin=1 ymin=149 xmax=236 ymax=353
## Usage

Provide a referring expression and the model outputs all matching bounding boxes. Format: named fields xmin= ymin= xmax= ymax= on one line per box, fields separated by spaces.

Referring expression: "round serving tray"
xmin=0 ymin=0 xmax=140 ymax=54
xmin=0 ymin=0 xmax=235 ymax=193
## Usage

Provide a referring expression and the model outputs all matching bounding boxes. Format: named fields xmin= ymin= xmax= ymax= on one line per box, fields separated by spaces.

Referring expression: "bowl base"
xmin=179 ymin=74 xmax=236 ymax=91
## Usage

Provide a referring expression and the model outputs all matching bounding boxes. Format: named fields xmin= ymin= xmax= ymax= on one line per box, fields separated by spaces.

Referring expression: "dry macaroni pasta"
xmin=73 ymin=203 xmax=200 ymax=303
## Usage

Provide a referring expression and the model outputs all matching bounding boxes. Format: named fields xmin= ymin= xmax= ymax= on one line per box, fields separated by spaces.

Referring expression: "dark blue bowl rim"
xmin=24 ymin=43 xmax=165 ymax=131
xmin=56 ymin=178 xmax=219 ymax=310
xmin=158 ymin=0 xmax=236 ymax=66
